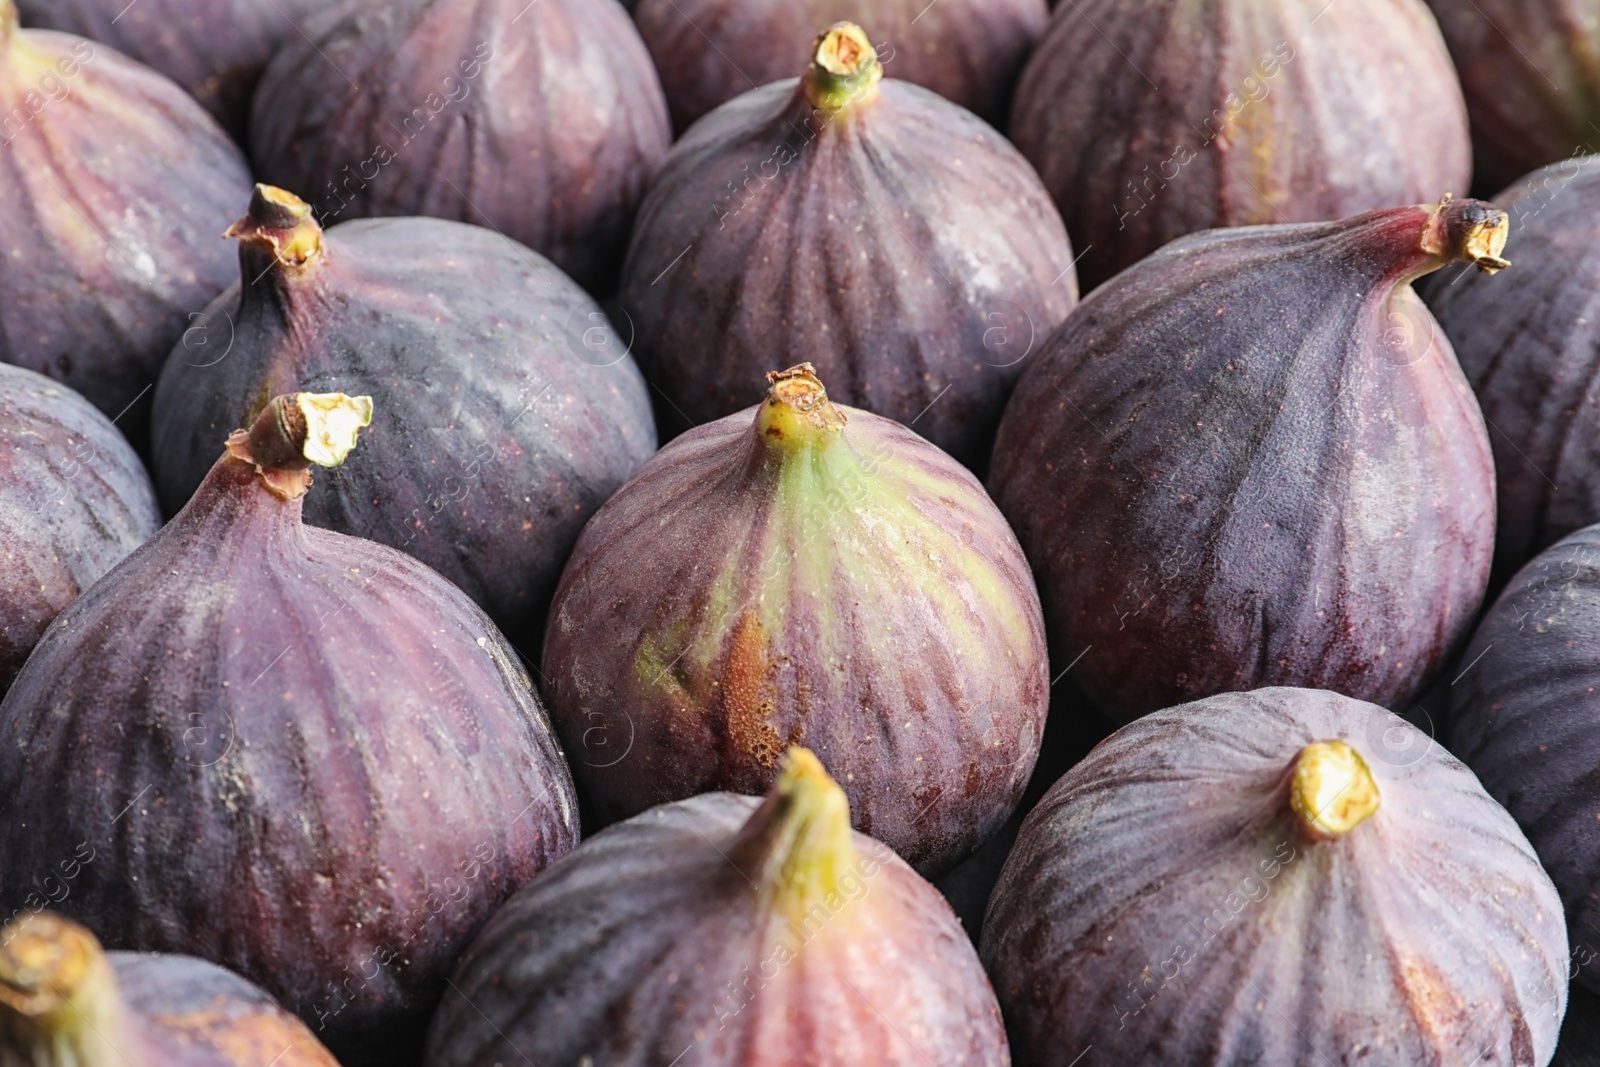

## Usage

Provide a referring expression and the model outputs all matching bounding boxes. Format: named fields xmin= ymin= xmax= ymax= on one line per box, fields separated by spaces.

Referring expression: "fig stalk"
xmin=225 ymin=391 xmax=372 ymax=500
xmin=0 ymin=915 xmax=152 ymax=1067
xmin=753 ymin=363 xmax=849 ymax=449
xmin=1288 ymin=740 xmax=1381 ymax=840
xmin=224 ymin=184 xmax=325 ymax=270
xmin=801 ymin=22 xmax=881 ymax=112
xmin=730 ymin=748 xmax=859 ymax=922
xmin=1419 ymin=193 xmax=1510 ymax=275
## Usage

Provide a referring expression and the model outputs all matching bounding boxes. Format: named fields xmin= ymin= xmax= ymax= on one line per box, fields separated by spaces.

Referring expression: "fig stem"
xmin=226 ymin=184 xmax=325 ymax=268
xmin=728 ymin=748 xmax=861 ymax=924
xmin=1419 ymin=193 xmax=1511 ymax=274
xmin=1288 ymin=740 xmax=1380 ymax=840
xmin=802 ymin=22 xmax=882 ymax=112
xmin=753 ymin=363 xmax=847 ymax=450
xmin=226 ymin=392 xmax=373 ymax=500
xmin=0 ymin=913 xmax=143 ymax=1067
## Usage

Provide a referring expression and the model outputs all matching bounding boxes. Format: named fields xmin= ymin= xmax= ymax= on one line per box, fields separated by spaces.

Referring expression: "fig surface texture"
xmin=991 ymin=197 xmax=1507 ymax=722
xmin=982 ymin=687 xmax=1568 ymax=1066
xmin=541 ymin=364 xmax=1048 ymax=874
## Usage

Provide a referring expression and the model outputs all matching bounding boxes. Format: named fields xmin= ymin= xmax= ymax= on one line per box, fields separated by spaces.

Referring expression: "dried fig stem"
xmin=225 ymin=392 xmax=373 ymax=499
xmin=802 ymin=22 xmax=882 ymax=112
xmin=1419 ymin=193 xmax=1511 ymax=274
xmin=728 ymin=748 xmax=860 ymax=923
xmin=1287 ymin=740 xmax=1381 ymax=840
xmin=225 ymin=184 xmax=325 ymax=268
xmin=753 ymin=363 xmax=848 ymax=449
xmin=0 ymin=913 xmax=147 ymax=1067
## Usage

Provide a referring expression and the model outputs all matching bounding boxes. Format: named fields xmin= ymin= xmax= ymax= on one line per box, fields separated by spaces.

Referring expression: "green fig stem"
xmin=753 ymin=364 xmax=848 ymax=452
xmin=1288 ymin=740 xmax=1381 ymax=840
xmin=0 ymin=913 xmax=148 ymax=1067
xmin=226 ymin=185 xmax=325 ymax=269
xmin=226 ymin=392 xmax=373 ymax=500
xmin=1419 ymin=193 xmax=1510 ymax=274
xmin=728 ymin=748 xmax=860 ymax=924
xmin=802 ymin=22 xmax=882 ymax=112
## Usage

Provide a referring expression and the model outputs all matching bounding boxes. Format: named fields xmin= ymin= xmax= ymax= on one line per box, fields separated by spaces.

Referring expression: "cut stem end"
xmin=802 ymin=22 xmax=882 ymax=112
xmin=226 ymin=392 xmax=373 ymax=499
xmin=1419 ymin=193 xmax=1511 ymax=274
xmin=226 ymin=184 xmax=325 ymax=268
xmin=1288 ymin=740 xmax=1381 ymax=840
xmin=753 ymin=363 xmax=847 ymax=451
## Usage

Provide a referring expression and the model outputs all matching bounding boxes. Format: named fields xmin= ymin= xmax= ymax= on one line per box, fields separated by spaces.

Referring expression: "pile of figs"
xmin=3 ymin=1 xmax=1598 ymax=1064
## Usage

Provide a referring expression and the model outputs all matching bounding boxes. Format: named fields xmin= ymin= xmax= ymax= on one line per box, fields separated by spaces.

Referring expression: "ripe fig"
xmin=1422 ymin=157 xmax=1600 ymax=585
xmin=0 ymin=364 xmax=159 ymax=693
xmin=634 ymin=0 xmax=1047 ymax=131
xmin=0 ymin=393 xmax=578 ymax=1066
xmin=152 ymin=185 xmax=657 ymax=653
xmin=982 ymin=687 xmax=1568 ymax=1066
xmin=1011 ymin=0 xmax=1472 ymax=290
xmin=0 ymin=913 xmax=339 ymax=1067
xmin=617 ymin=22 xmax=1078 ymax=472
xmin=1448 ymin=524 xmax=1600 ymax=994
xmin=14 ymin=0 xmax=326 ymax=143
xmin=0 ymin=0 xmax=252 ymax=440
xmin=424 ymin=748 xmax=1008 ymax=1067
xmin=250 ymin=0 xmax=670 ymax=295
xmin=1425 ymin=0 xmax=1600 ymax=193
xmin=991 ymin=196 xmax=1509 ymax=722
xmin=542 ymin=363 xmax=1048 ymax=874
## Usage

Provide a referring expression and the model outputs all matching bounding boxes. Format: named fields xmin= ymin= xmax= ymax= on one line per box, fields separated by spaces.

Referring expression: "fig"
xmin=424 ymin=748 xmax=1008 ymax=1067
xmin=1425 ymin=0 xmax=1600 ymax=193
xmin=981 ymin=687 xmax=1569 ymax=1066
xmin=541 ymin=364 xmax=1047 ymax=874
xmin=1011 ymin=0 xmax=1473 ymax=290
xmin=1422 ymin=157 xmax=1600 ymax=585
xmin=616 ymin=22 xmax=1078 ymax=472
xmin=991 ymin=196 xmax=1509 ymax=723
xmin=0 ymin=0 xmax=252 ymax=441
xmin=0 ymin=364 xmax=159 ymax=693
xmin=1448 ymin=524 xmax=1600 ymax=994
xmin=634 ymin=0 xmax=1048 ymax=131
xmin=14 ymin=0 xmax=326 ymax=143
xmin=0 ymin=912 xmax=339 ymax=1067
xmin=151 ymin=185 xmax=656 ymax=652
xmin=250 ymin=0 xmax=670 ymax=295
xmin=0 ymin=392 xmax=578 ymax=1065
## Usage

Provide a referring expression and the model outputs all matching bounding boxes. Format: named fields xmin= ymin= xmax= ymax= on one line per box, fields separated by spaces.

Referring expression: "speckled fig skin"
xmin=0 ymin=364 xmax=159 ymax=693
xmin=152 ymin=186 xmax=657 ymax=654
xmin=618 ymin=26 xmax=1077 ymax=472
xmin=1425 ymin=0 xmax=1600 ymax=193
xmin=1 ymin=913 xmax=341 ymax=1067
xmin=250 ymin=0 xmax=670 ymax=295
xmin=424 ymin=751 xmax=1009 ymax=1067
xmin=541 ymin=365 xmax=1048 ymax=875
xmin=0 ymin=3 xmax=251 ymax=442
xmin=991 ymin=199 xmax=1505 ymax=723
xmin=14 ymin=0 xmax=327 ymax=143
xmin=634 ymin=0 xmax=1047 ymax=131
xmin=1011 ymin=0 xmax=1472 ymax=290
xmin=981 ymin=687 xmax=1569 ymax=1067
xmin=1422 ymin=158 xmax=1600 ymax=586
xmin=1448 ymin=525 xmax=1600 ymax=995
xmin=0 ymin=395 xmax=579 ymax=1066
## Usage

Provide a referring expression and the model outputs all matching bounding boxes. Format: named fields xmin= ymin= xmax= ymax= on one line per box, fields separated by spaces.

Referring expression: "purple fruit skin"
xmin=982 ymin=687 xmax=1568 ymax=1067
xmin=0 ymin=364 xmax=159 ymax=692
xmin=0 ymin=450 xmax=579 ymax=1066
xmin=424 ymin=791 xmax=1008 ymax=1066
xmin=634 ymin=0 xmax=1048 ymax=132
xmin=1011 ymin=0 xmax=1472 ymax=290
xmin=1448 ymin=524 xmax=1600 ymax=995
xmin=151 ymin=214 xmax=657 ymax=652
xmin=250 ymin=0 xmax=670 ymax=295
xmin=990 ymin=204 xmax=1496 ymax=723
xmin=618 ymin=77 xmax=1077 ymax=472
xmin=0 ymin=19 xmax=252 ymax=441
xmin=1423 ymin=157 xmax=1600 ymax=585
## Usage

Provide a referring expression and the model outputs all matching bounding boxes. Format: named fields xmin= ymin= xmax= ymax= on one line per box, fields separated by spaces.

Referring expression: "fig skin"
xmin=634 ymin=0 xmax=1048 ymax=132
xmin=152 ymin=185 xmax=657 ymax=654
xmin=618 ymin=24 xmax=1077 ymax=472
xmin=13 ymin=0 xmax=326 ymax=143
xmin=991 ymin=197 xmax=1507 ymax=723
xmin=0 ymin=394 xmax=579 ymax=1066
xmin=424 ymin=749 xmax=1009 ymax=1067
xmin=0 ymin=364 xmax=159 ymax=693
xmin=1422 ymin=157 xmax=1600 ymax=586
xmin=1 ymin=913 xmax=340 ymax=1067
xmin=1448 ymin=524 xmax=1600 ymax=995
xmin=981 ymin=687 xmax=1569 ymax=1067
xmin=1011 ymin=0 xmax=1472 ymax=290
xmin=250 ymin=0 xmax=670 ymax=295
xmin=1425 ymin=0 xmax=1600 ymax=193
xmin=541 ymin=364 xmax=1049 ymax=875
xmin=0 ymin=3 xmax=252 ymax=442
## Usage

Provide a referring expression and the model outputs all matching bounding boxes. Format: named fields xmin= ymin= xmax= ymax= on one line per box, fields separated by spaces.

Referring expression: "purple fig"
xmin=991 ymin=196 xmax=1509 ymax=722
xmin=0 ymin=392 xmax=578 ymax=1066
